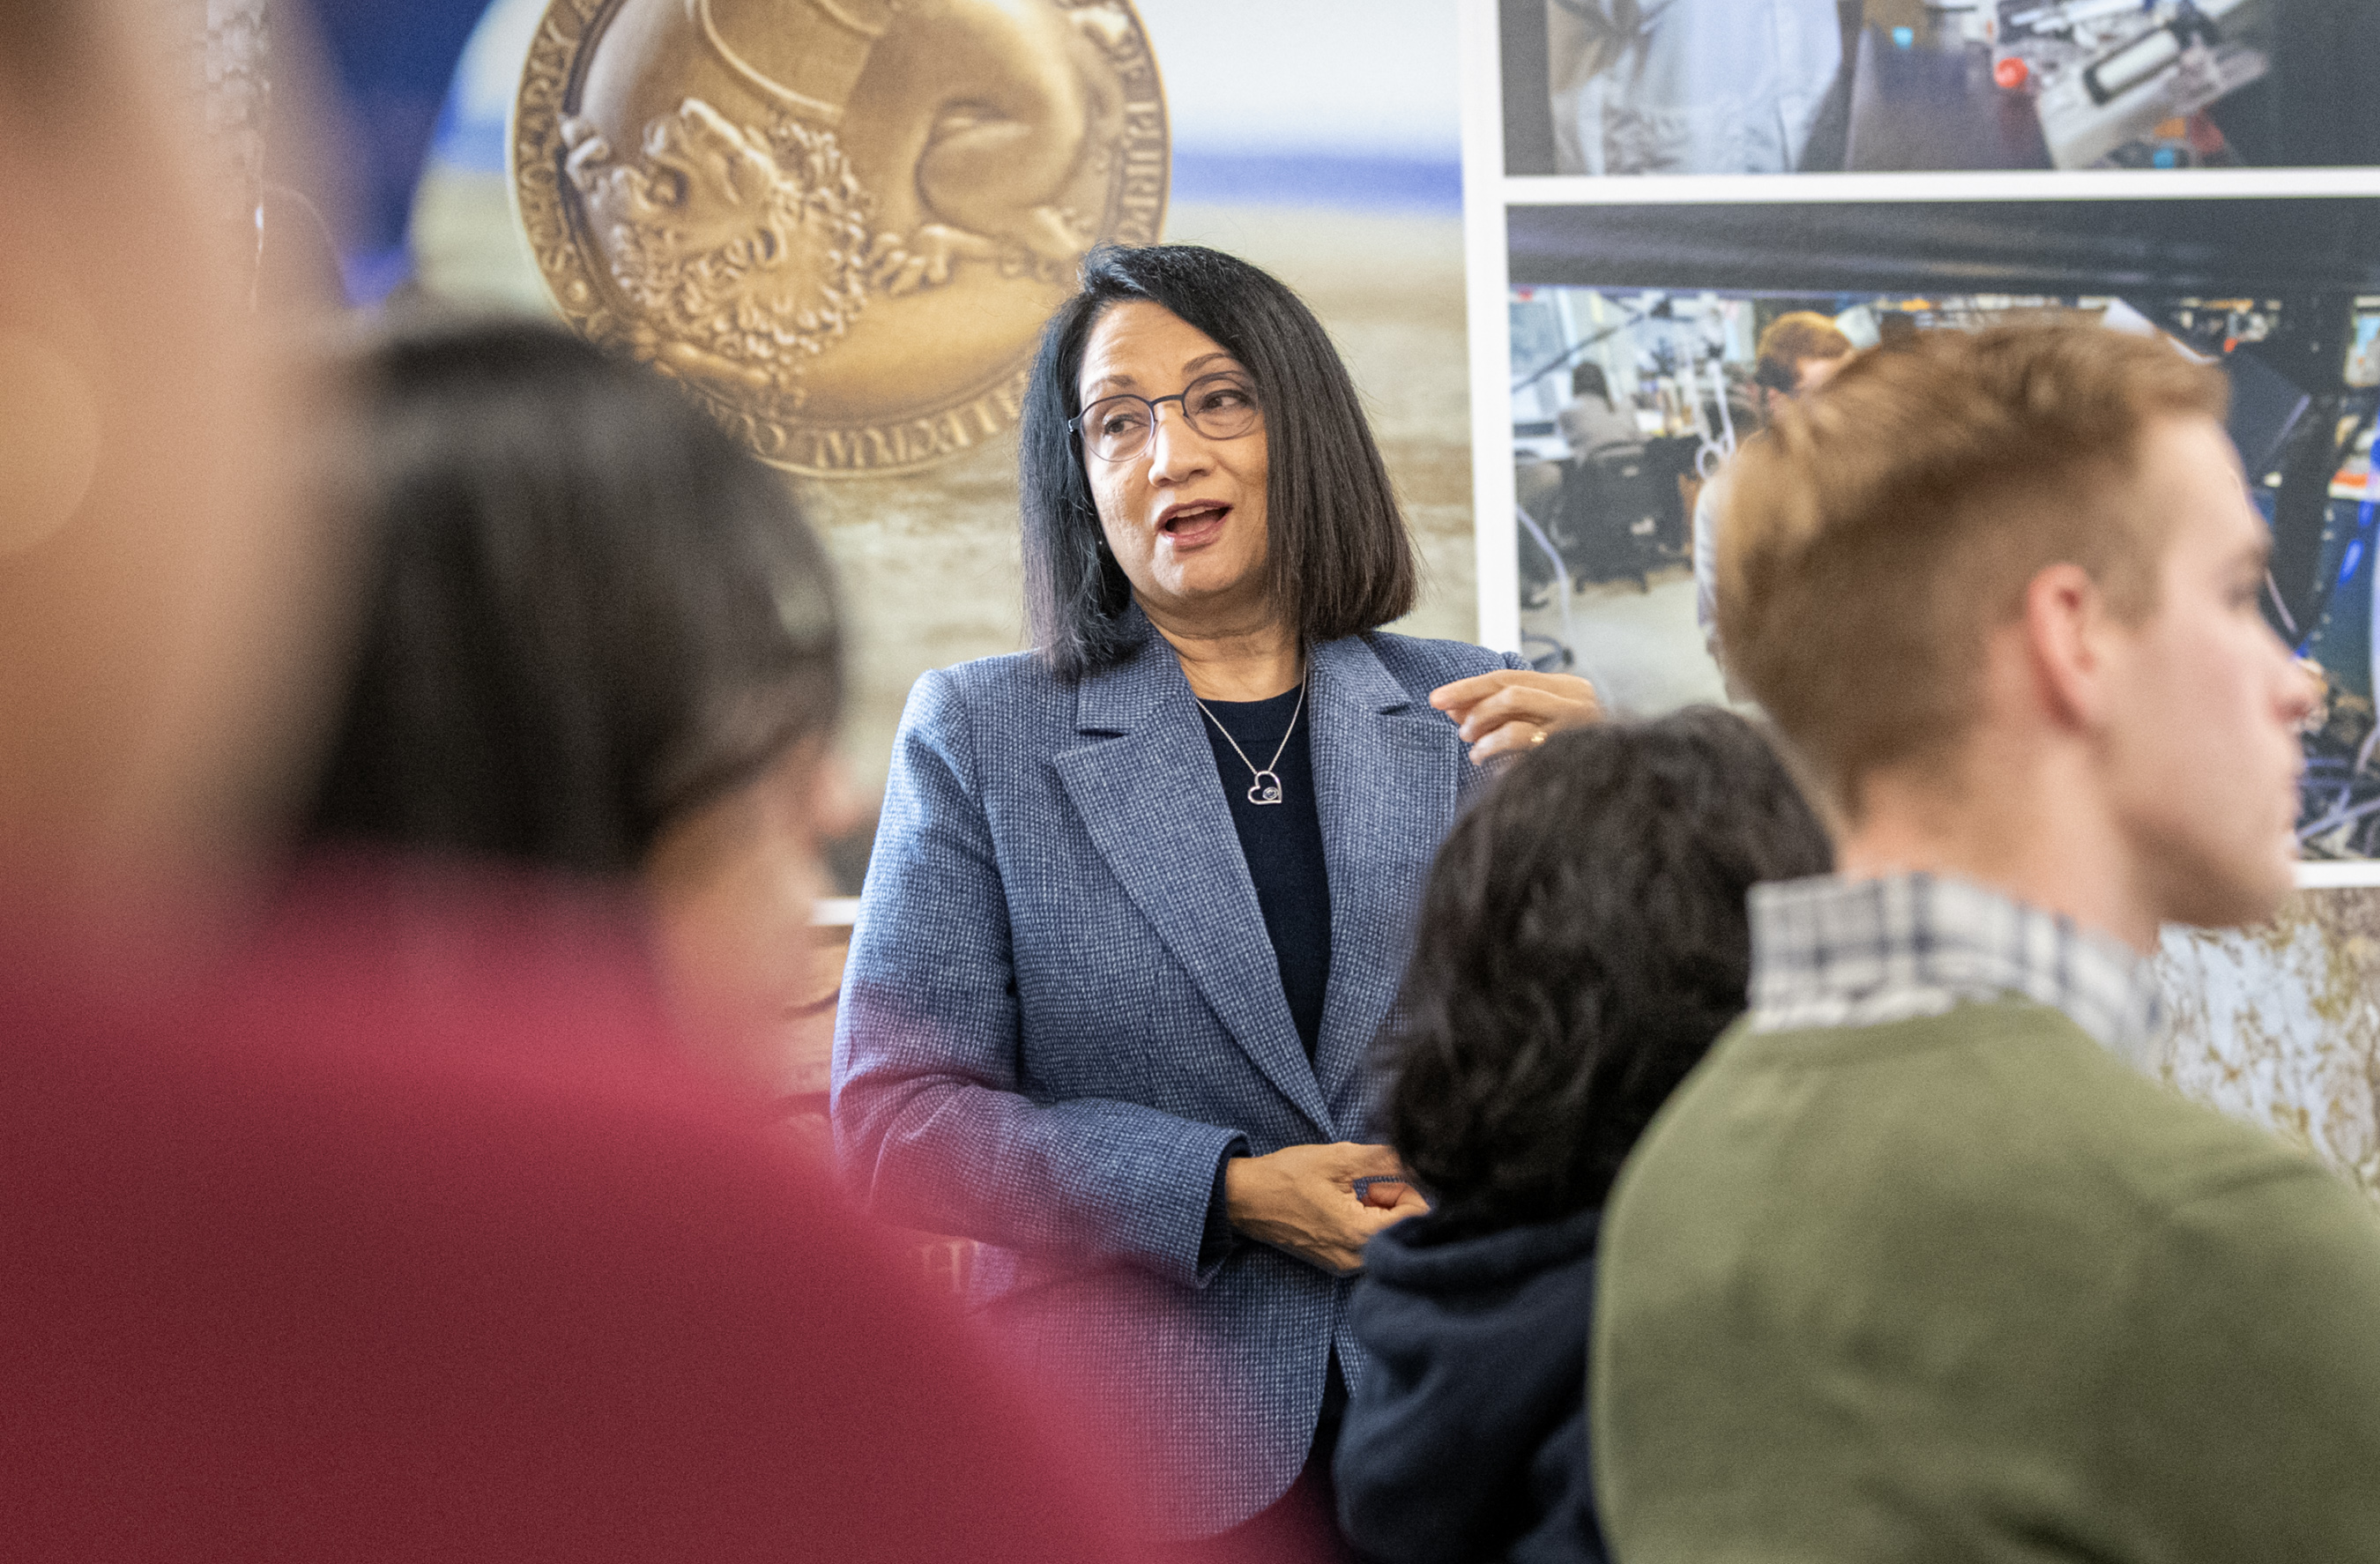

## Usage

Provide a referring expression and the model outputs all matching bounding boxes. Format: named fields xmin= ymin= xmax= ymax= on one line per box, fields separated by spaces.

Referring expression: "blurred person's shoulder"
xmin=0 ymin=863 xmax=1150 ymax=1562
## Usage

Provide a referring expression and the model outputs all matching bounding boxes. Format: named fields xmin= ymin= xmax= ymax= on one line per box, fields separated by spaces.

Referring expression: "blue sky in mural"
xmin=425 ymin=0 xmax=1463 ymax=213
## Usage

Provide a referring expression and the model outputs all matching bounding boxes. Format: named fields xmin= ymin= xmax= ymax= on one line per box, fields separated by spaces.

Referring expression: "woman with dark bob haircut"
xmin=303 ymin=317 xmax=851 ymax=1085
xmin=834 ymin=242 xmax=1600 ymax=1547
xmin=1335 ymin=708 xmax=1832 ymax=1564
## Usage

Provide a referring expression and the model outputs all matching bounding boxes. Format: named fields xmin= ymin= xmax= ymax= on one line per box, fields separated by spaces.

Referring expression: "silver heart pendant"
xmin=1248 ymin=771 xmax=1283 ymax=806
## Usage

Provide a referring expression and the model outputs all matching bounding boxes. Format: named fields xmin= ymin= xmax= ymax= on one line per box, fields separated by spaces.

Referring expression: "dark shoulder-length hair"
xmin=301 ymin=317 xmax=842 ymax=877
xmin=1378 ymin=707 xmax=1833 ymax=1240
xmin=1019 ymin=243 xmax=1418 ymax=680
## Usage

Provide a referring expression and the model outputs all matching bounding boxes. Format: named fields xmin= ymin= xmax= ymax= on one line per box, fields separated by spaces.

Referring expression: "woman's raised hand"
xmin=1223 ymin=1142 xmax=1432 ymax=1276
xmin=1430 ymin=669 xmax=1602 ymax=764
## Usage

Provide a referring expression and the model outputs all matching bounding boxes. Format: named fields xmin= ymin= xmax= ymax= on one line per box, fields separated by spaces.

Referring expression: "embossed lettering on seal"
xmin=512 ymin=0 xmax=1169 ymax=476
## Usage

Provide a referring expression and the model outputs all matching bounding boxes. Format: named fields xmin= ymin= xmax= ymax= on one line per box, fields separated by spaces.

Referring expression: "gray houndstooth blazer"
xmin=831 ymin=610 xmax=1521 ymax=1538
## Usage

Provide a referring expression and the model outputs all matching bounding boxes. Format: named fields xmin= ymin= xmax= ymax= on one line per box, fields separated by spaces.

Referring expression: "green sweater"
xmin=1592 ymin=999 xmax=2380 ymax=1562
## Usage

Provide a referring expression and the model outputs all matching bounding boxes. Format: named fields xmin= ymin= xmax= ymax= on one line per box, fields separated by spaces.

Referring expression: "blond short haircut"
xmin=1719 ymin=322 xmax=2229 ymax=816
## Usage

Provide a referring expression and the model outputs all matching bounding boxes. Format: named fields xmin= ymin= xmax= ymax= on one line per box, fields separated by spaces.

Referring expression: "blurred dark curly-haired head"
xmin=1379 ymin=706 xmax=1831 ymax=1239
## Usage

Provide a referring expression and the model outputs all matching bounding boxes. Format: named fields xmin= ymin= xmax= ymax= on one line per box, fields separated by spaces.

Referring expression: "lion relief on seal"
xmin=558 ymin=0 xmax=1133 ymax=404
xmin=563 ymin=103 xmax=874 ymax=399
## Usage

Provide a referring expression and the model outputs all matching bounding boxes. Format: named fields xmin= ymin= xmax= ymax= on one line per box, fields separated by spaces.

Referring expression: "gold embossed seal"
xmin=511 ymin=0 xmax=1168 ymax=475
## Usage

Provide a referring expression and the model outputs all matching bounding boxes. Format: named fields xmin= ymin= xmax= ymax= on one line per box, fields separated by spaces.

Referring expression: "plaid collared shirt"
xmin=1744 ymin=872 xmax=2165 ymax=1070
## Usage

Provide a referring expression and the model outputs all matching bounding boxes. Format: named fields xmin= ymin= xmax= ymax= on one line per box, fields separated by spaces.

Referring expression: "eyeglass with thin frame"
xmin=1069 ymin=372 xmax=1262 ymax=463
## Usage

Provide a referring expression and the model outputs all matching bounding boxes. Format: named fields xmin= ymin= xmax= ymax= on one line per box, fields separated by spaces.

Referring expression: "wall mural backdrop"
xmin=411 ymin=0 xmax=1472 ymax=829
xmin=512 ymin=0 xmax=1167 ymax=476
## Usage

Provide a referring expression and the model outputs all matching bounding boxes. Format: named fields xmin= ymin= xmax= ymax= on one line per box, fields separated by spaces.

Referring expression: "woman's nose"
xmin=1144 ymin=404 xmax=1211 ymax=483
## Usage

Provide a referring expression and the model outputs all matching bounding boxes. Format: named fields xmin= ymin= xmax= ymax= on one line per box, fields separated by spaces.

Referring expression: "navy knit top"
xmin=1195 ymin=683 xmax=1333 ymax=1059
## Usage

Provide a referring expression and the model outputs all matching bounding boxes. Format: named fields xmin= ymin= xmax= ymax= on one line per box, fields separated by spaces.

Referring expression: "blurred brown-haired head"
xmin=1752 ymin=310 xmax=1854 ymax=395
xmin=1718 ymin=323 xmax=2228 ymax=818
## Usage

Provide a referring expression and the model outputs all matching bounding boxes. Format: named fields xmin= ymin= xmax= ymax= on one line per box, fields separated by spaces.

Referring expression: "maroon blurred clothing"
xmin=0 ymin=864 xmax=1146 ymax=1562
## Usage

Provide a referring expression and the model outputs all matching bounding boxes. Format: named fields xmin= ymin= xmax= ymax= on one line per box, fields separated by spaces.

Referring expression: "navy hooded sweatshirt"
xmin=1333 ymin=1205 xmax=1609 ymax=1564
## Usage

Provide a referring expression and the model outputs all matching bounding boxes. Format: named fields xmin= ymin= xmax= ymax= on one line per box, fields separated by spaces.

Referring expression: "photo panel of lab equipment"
xmin=1500 ymin=196 xmax=2380 ymax=860
xmin=1500 ymin=0 xmax=2380 ymax=177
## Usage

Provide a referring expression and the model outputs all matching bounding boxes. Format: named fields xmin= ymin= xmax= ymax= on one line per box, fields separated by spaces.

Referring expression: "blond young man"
xmin=1593 ymin=324 xmax=2380 ymax=1561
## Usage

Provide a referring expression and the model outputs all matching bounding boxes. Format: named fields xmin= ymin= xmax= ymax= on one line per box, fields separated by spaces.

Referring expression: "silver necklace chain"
xmin=1194 ymin=676 xmax=1307 ymax=807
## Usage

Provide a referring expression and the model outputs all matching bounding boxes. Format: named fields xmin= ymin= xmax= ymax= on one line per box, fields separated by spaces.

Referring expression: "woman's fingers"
xmin=1360 ymin=1179 xmax=1431 ymax=1216
xmin=1427 ymin=669 xmax=1507 ymax=713
xmin=1432 ymin=667 xmax=1588 ymax=711
xmin=1345 ymin=1193 xmax=1428 ymax=1257
xmin=1313 ymin=1202 xmax=1422 ymax=1274
xmin=1431 ymin=669 xmax=1599 ymax=719
xmin=1321 ymin=1149 xmax=1424 ymax=1262
xmin=1333 ymin=1141 xmax=1408 ymax=1180
xmin=1223 ymin=1143 xmax=1424 ymax=1274
xmin=1463 ymin=719 xmax=1555 ymax=765
xmin=1461 ymin=695 xmax=1597 ymax=765
xmin=1429 ymin=671 xmax=1602 ymax=763
xmin=1532 ymin=672 xmax=1602 ymax=729
xmin=1450 ymin=675 xmax=1599 ymax=737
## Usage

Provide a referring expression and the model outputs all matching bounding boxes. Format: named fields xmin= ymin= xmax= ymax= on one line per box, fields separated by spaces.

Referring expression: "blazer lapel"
xmin=1306 ymin=635 xmax=1465 ymax=1116
xmin=1051 ymin=624 xmax=1334 ymax=1135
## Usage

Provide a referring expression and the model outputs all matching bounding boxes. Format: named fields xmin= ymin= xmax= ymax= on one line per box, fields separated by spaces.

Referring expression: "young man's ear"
xmin=2018 ymin=562 xmax=2116 ymax=732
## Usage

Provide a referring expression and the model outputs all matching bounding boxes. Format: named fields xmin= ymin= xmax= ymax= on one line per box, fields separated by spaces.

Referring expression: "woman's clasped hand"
xmin=1223 ymin=1143 xmax=1431 ymax=1275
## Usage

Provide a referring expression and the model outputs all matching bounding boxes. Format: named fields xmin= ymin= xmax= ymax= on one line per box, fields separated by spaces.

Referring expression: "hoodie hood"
xmin=1334 ymin=1204 xmax=1609 ymax=1564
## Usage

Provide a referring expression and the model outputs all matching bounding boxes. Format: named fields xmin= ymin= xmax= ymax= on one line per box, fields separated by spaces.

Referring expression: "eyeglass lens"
xmin=1079 ymin=373 xmax=1261 ymax=462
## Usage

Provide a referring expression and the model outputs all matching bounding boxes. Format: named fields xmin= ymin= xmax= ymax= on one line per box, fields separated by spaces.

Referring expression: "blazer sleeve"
xmin=831 ymin=669 xmax=1248 ymax=1290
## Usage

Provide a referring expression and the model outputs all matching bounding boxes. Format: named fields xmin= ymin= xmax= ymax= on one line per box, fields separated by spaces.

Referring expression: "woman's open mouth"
xmin=1157 ymin=502 xmax=1229 ymax=551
